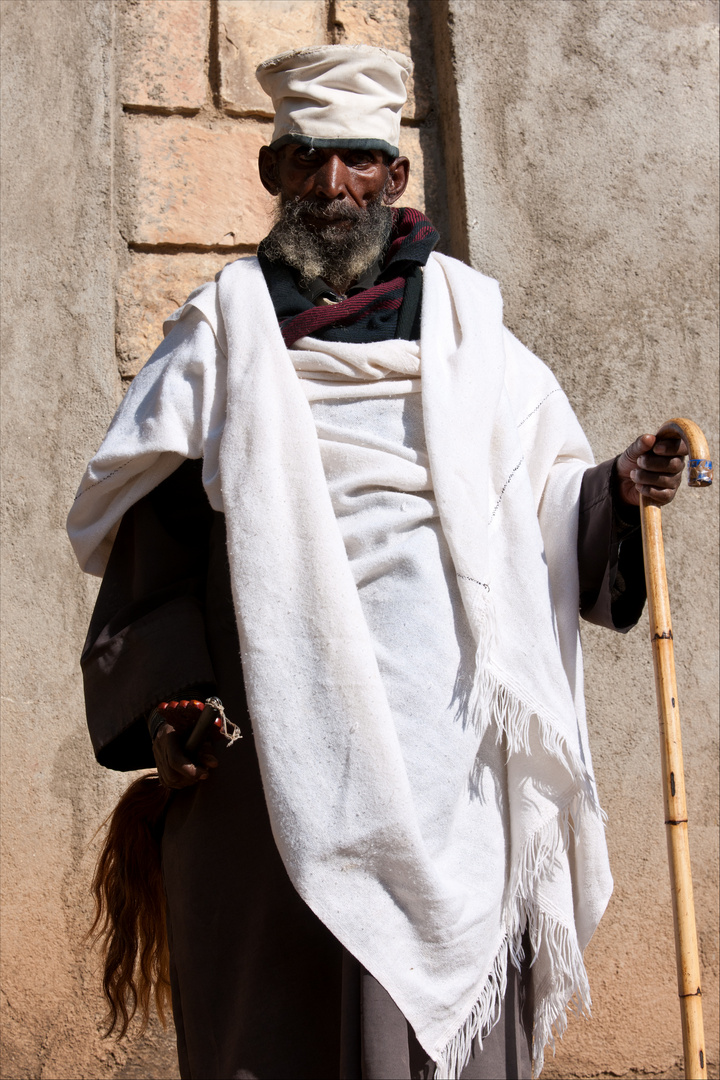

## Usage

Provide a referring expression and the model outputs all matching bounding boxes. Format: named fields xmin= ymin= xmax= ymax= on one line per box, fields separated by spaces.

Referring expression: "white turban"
xmin=256 ymin=44 xmax=412 ymax=158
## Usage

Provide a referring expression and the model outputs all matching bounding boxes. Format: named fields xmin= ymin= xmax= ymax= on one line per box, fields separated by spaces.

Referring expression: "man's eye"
xmin=295 ymin=148 xmax=319 ymax=164
xmin=345 ymin=153 xmax=374 ymax=167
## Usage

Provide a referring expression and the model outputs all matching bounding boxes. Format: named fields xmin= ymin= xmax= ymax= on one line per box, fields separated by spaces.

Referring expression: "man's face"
xmin=258 ymin=143 xmax=410 ymax=291
xmin=258 ymin=144 xmax=409 ymax=220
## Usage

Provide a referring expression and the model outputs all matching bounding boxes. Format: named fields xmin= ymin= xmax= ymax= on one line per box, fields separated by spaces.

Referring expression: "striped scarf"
xmin=257 ymin=207 xmax=439 ymax=347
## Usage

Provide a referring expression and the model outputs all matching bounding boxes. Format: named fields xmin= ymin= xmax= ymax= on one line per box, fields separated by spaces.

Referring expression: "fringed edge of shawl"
xmin=528 ymin=912 xmax=592 ymax=1078
xmin=507 ymin=795 xmax=595 ymax=1078
xmin=432 ymin=937 xmax=510 ymax=1080
xmin=432 ymin=786 xmax=597 ymax=1080
xmin=506 ymin=788 xmax=602 ymax=914
xmin=455 ymin=588 xmax=594 ymax=791
xmin=461 ymin=628 xmax=601 ymax=812
xmin=432 ymin=912 xmax=591 ymax=1080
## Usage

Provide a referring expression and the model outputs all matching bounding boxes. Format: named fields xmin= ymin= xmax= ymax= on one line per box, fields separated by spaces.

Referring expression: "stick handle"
xmin=654 ymin=417 xmax=712 ymax=487
xmin=640 ymin=415 xmax=710 ymax=1080
xmin=183 ymin=702 xmax=221 ymax=757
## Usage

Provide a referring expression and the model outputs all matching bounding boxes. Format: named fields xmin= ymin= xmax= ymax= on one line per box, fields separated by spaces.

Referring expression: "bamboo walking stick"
xmin=639 ymin=418 xmax=712 ymax=1080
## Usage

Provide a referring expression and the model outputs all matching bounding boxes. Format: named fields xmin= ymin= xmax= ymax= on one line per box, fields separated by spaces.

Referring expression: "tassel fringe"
xmin=505 ymin=803 xmax=595 ymax=1077
xmin=438 ymin=620 xmax=602 ymax=1079
xmin=458 ymin=580 xmax=597 ymax=803
xmin=433 ymin=878 xmax=593 ymax=1080
xmin=471 ymin=662 xmax=596 ymax=795
xmin=433 ymin=941 xmax=509 ymax=1080
xmin=529 ymin=913 xmax=592 ymax=1078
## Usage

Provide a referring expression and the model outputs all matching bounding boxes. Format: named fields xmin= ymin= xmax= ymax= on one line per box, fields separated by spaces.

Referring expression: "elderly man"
xmin=68 ymin=45 xmax=686 ymax=1080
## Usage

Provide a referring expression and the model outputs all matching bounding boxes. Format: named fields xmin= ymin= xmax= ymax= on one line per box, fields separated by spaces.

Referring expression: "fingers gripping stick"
xmin=149 ymin=697 xmax=242 ymax=760
xmin=640 ymin=418 xmax=712 ymax=1080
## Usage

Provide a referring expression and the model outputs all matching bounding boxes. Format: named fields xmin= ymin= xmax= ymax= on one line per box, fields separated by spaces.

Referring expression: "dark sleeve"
xmin=81 ymin=458 xmax=217 ymax=771
xmin=578 ymin=457 xmax=646 ymax=632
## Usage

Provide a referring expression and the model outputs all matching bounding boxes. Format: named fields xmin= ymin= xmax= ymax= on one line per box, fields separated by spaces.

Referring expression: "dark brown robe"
xmin=81 ymin=455 xmax=644 ymax=1080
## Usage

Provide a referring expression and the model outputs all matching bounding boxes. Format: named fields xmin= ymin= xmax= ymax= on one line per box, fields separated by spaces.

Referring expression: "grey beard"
xmin=262 ymin=195 xmax=392 ymax=291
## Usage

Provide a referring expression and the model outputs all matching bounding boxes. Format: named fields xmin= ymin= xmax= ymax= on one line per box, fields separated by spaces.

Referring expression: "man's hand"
xmin=152 ymin=700 xmax=218 ymax=789
xmin=616 ymin=433 xmax=688 ymax=508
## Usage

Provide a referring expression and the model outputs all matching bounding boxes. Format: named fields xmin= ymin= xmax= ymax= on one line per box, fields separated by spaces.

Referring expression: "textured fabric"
xmin=255 ymin=44 xmax=412 ymax=158
xmin=258 ymin=207 xmax=438 ymax=347
xmin=68 ymin=252 xmax=613 ymax=1077
xmin=292 ymin=338 xmax=531 ymax=1079
xmin=79 ymin=458 xmax=645 ymax=773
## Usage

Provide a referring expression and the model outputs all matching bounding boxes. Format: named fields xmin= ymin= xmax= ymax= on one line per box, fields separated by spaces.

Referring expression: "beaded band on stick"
xmin=688 ymin=459 xmax=712 ymax=486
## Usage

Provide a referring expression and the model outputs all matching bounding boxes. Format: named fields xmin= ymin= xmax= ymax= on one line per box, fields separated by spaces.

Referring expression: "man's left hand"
xmin=616 ymin=433 xmax=688 ymax=507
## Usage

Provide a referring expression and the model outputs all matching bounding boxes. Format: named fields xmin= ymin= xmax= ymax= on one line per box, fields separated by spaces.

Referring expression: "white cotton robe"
xmin=68 ymin=252 xmax=613 ymax=1078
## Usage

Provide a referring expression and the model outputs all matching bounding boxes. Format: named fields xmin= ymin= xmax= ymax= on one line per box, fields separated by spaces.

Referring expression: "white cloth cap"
xmin=256 ymin=44 xmax=412 ymax=158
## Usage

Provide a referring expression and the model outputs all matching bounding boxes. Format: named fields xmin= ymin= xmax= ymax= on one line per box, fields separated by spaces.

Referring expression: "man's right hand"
xmin=152 ymin=700 xmax=219 ymax=788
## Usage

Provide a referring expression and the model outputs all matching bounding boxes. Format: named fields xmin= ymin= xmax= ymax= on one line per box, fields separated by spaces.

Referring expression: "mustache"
xmin=281 ymin=197 xmax=375 ymax=223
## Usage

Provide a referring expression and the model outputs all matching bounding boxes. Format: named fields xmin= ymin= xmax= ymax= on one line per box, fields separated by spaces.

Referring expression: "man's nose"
xmin=312 ymin=155 xmax=349 ymax=200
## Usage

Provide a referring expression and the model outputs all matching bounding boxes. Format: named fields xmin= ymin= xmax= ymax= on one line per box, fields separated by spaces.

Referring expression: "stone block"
xmin=122 ymin=116 xmax=275 ymax=247
xmin=117 ymin=252 xmax=238 ymax=379
xmin=218 ymin=0 xmax=327 ymax=114
xmin=333 ymin=1 xmax=433 ymax=120
xmin=118 ymin=0 xmax=209 ymax=110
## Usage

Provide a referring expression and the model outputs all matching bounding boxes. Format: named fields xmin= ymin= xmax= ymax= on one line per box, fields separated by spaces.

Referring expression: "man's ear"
xmin=383 ymin=157 xmax=410 ymax=205
xmin=258 ymin=146 xmax=281 ymax=196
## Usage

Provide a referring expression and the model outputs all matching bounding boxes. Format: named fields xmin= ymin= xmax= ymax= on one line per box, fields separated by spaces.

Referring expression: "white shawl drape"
xmin=68 ymin=252 xmax=612 ymax=1077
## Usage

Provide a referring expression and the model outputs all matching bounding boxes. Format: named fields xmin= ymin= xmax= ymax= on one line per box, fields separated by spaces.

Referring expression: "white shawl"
xmin=68 ymin=252 xmax=612 ymax=1077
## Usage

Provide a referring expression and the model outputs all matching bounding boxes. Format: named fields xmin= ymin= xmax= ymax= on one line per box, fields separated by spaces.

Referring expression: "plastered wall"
xmin=1 ymin=2 xmax=717 ymax=1078
xmin=0 ymin=3 xmax=174 ymax=1077
xmin=0 ymin=3 xmax=179 ymax=1075
xmin=432 ymin=2 xmax=719 ymax=1077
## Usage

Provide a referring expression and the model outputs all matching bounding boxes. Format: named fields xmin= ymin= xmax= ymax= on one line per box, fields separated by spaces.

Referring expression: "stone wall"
xmin=1 ymin=2 xmax=717 ymax=1078
xmin=115 ymin=0 xmax=445 ymax=381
